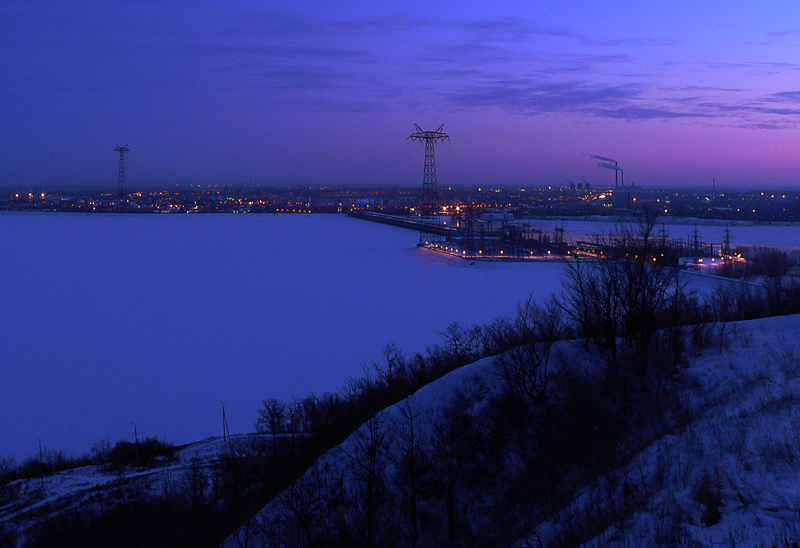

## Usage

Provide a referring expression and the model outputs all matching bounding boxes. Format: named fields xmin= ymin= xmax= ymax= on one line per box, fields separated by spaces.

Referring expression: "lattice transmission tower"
xmin=114 ymin=144 xmax=130 ymax=204
xmin=408 ymin=124 xmax=449 ymax=244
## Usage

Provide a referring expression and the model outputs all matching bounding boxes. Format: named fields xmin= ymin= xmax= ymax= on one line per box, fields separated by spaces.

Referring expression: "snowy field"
xmin=1 ymin=213 xmax=569 ymax=461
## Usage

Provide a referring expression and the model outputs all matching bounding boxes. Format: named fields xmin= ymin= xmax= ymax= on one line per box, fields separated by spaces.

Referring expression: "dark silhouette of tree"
xmin=341 ymin=415 xmax=391 ymax=548
xmin=495 ymin=296 xmax=562 ymax=405
xmin=562 ymin=208 xmax=681 ymax=367
xmin=389 ymin=400 xmax=423 ymax=547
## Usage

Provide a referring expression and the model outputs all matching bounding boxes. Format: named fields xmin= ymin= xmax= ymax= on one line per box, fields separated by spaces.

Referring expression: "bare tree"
xmin=274 ymin=460 xmax=340 ymax=548
xmin=710 ymin=282 xmax=739 ymax=353
xmin=256 ymin=398 xmax=288 ymax=435
xmin=372 ymin=343 xmax=407 ymax=388
xmin=0 ymin=456 xmax=17 ymax=505
xmin=341 ymin=414 xmax=390 ymax=548
xmin=183 ymin=457 xmax=208 ymax=512
xmin=422 ymin=390 xmax=484 ymax=548
xmin=562 ymin=209 xmax=681 ymax=366
xmin=612 ymin=211 xmax=677 ymax=358
xmin=390 ymin=400 xmax=422 ymax=547
xmin=495 ymin=296 xmax=563 ymax=404
xmin=562 ymin=246 xmax=620 ymax=361
xmin=480 ymin=316 xmax=516 ymax=355
xmin=440 ymin=322 xmax=481 ymax=366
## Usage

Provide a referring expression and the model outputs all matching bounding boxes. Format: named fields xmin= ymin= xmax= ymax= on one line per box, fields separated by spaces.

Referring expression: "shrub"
xmin=692 ymin=470 xmax=723 ymax=527
xmin=107 ymin=437 xmax=175 ymax=466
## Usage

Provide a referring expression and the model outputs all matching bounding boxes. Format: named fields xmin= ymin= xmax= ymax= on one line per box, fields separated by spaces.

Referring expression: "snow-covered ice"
xmin=0 ymin=212 xmax=566 ymax=461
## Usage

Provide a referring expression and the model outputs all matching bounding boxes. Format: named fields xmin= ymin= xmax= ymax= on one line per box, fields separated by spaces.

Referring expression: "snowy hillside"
xmin=221 ymin=352 xmax=506 ymax=548
xmin=223 ymin=314 xmax=800 ymax=548
xmin=1 ymin=436 xmax=244 ymax=546
xmin=525 ymin=314 xmax=800 ymax=547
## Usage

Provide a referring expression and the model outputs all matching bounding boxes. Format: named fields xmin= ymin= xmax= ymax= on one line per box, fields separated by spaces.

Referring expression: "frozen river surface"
xmin=2 ymin=213 xmax=569 ymax=460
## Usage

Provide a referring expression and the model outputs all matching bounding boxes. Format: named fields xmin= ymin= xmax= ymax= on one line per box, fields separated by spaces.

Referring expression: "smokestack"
xmin=713 ymin=177 xmax=716 ymax=192
xmin=621 ymin=168 xmax=624 ymax=187
xmin=597 ymin=161 xmax=621 ymax=189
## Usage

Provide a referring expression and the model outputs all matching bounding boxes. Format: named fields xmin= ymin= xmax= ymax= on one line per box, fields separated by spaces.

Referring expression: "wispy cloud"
xmin=595 ymin=107 xmax=709 ymax=119
xmin=764 ymin=29 xmax=800 ymax=37
xmin=744 ymin=29 xmax=800 ymax=46
xmin=738 ymin=120 xmax=796 ymax=130
xmin=216 ymin=12 xmax=800 ymax=126
xmin=766 ymin=91 xmax=800 ymax=103
xmin=253 ymin=68 xmax=358 ymax=91
xmin=448 ymin=80 xmax=640 ymax=114
xmin=702 ymin=61 xmax=800 ymax=76
xmin=664 ymin=85 xmax=744 ymax=93
xmin=579 ymin=37 xmax=676 ymax=47
xmin=4 ymin=4 xmax=797 ymax=126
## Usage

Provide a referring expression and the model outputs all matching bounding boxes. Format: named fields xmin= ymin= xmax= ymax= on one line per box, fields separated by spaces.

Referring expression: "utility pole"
xmin=221 ymin=400 xmax=231 ymax=442
xmin=132 ymin=422 xmax=139 ymax=465
xmin=38 ymin=437 xmax=45 ymax=491
xmin=408 ymin=124 xmax=449 ymax=245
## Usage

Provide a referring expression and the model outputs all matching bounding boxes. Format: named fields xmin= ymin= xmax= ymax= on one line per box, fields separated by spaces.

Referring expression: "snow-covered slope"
xmin=221 ymin=351 xmax=507 ymax=548
xmin=1 ymin=435 xmax=243 ymax=544
xmin=523 ymin=314 xmax=800 ymax=548
xmin=223 ymin=314 xmax=800 ymax=548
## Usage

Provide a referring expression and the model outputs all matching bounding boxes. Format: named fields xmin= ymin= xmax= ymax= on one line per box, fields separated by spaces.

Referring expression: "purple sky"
xmin=2 ymin=0 xmax=800 ymax=188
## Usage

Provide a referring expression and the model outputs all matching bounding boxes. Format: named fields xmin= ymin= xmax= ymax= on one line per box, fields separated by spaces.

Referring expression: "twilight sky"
xmin=2 ymin=0 xmax=800 ymax=189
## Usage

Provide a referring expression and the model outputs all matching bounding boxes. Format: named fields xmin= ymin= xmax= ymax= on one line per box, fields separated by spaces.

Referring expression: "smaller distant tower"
xmin=114 ymin=144 xmax=130 ymax=203
xmin=723 ymin=224 xmax=732 ymax=255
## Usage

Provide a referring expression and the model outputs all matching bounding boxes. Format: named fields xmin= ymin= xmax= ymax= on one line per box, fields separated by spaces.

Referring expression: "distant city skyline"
xmin=2 ymin=0 xmax=800 ymax=189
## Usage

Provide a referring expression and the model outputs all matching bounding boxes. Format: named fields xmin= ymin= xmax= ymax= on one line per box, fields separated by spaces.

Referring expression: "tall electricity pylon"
xmin=114 ymin=144 xmax=130 ymax=204
xmin=408 ymin=124 xmax=449 ymax=244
